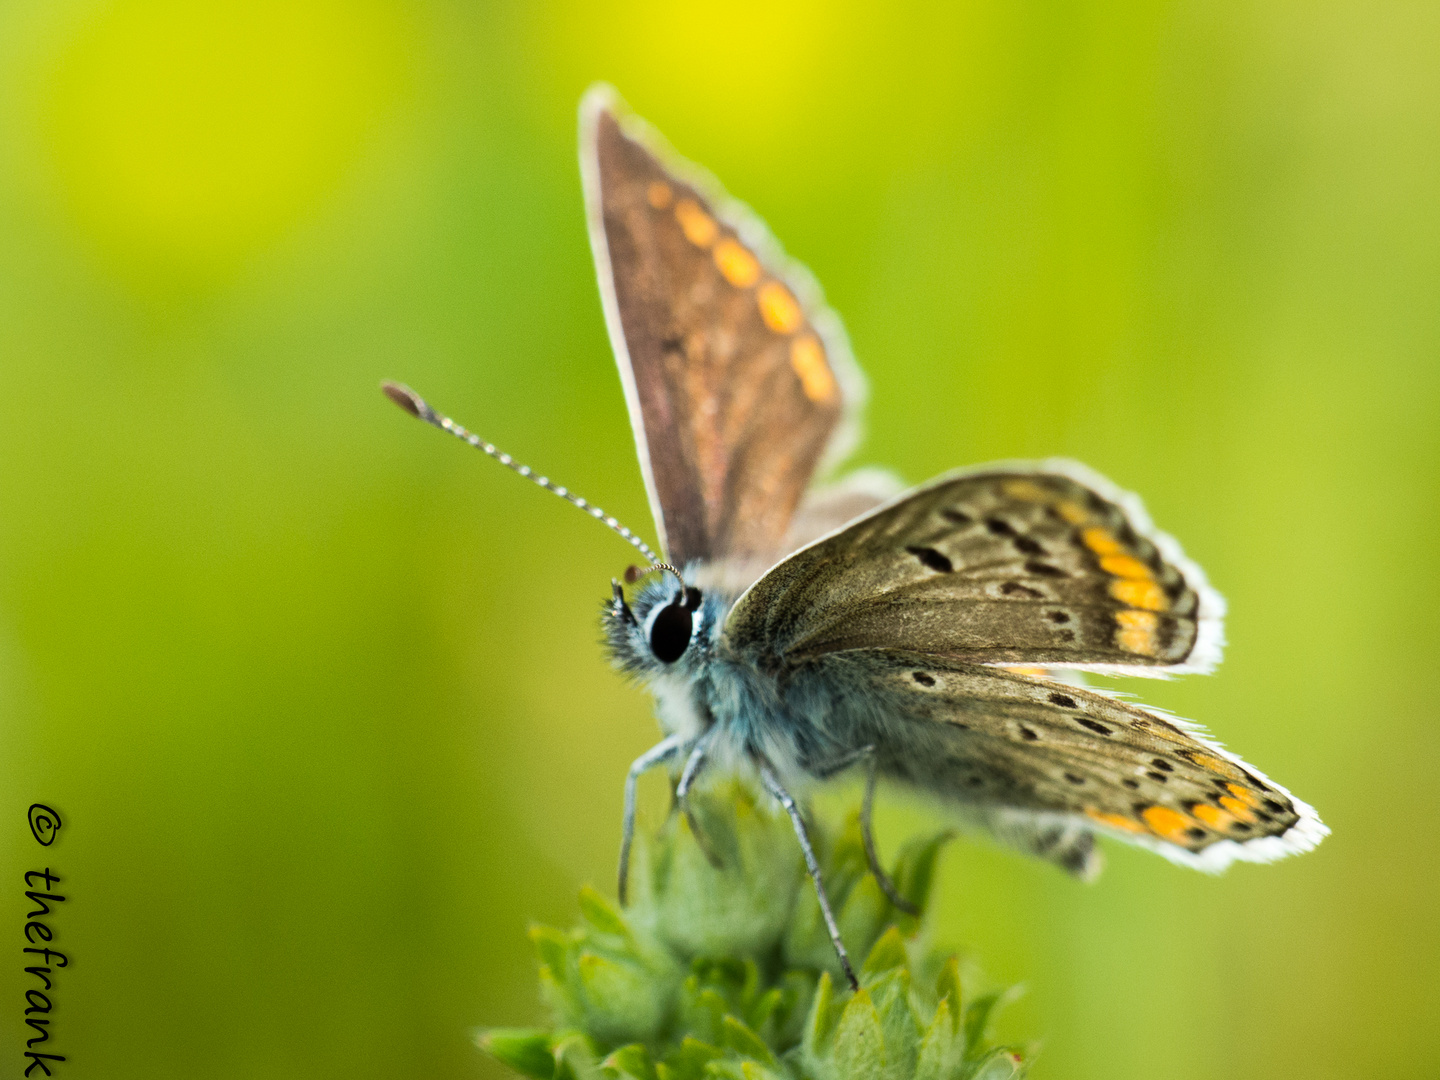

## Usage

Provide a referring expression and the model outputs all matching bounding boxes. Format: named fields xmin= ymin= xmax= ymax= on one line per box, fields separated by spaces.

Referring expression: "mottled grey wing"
xmin=580 ymin=86 xmax=862 ymax=566
xmin=801 ymin=651 xmax=1326 ymax=873
xmin=725 ymin=462 xmax=1225 ymax=674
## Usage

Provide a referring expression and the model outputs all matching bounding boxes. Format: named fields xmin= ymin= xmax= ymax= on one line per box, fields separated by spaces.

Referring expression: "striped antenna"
xmin=381 ymin=381 xmax=684 ymax=588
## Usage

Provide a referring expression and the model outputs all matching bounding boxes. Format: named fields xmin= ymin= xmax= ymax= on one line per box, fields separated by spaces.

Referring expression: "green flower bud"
xmin=478 ymin=780 xmax=1030 ymax=1080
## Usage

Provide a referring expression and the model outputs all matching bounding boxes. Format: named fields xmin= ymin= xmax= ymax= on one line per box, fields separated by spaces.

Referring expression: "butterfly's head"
xmin=604 ymin=568 xmax=720 ymax=678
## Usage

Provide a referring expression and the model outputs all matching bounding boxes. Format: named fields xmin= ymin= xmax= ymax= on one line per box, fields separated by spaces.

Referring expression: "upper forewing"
xmin=724 ymin=462 xmax=1225 ymax=674
xmin=580 ymin=87 xmax=862 ymax=566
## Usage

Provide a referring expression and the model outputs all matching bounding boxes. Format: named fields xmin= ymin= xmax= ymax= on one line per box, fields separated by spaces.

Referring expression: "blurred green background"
xmin=1 ymin=1 xmax=1436 ymax=1077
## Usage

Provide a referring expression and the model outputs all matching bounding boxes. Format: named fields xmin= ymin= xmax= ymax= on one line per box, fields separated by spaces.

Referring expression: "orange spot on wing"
xmin=1115 ymin=609 xmax=1159 ymax=655
xmin=1087 ymin=809 xmax=1144 ymax=834
xmin=1142 ymin=805 xmax=1197 ymax=844
xmin=1218 ymin=796 xmax=1258 ymax=824
xmin=1055 ymin=500 xmax=1089 ymax=525
xmin=1110 ymin=577 xmax=1169 ymax=611
xmin=1187 ymin=752 xmax=1243 ymax=779
xmin=1100 ymin=554 xmax=1153 ymax=580
xmin=757 ymin=280 xmax=803 ymax=333
xmin=1001 ymin=479 xmax=1049 ymax=501
xmin=647 ymin=181 xmax=673 ymax=208
xmin=674 ymin=198 xmax=718 ymax=247
xmin=713 ymin=237 xmax=760 ymax=287
xmin=1081 ymin=527 xmax=1123 ymax=556
xmin=789 ymin=334 xmax=836 ymax=403
xmin=1191 ymin=803 xmax=1234 ymax=829
xmin=1003 ymin=665 xmax=1047 ymax=676
xmin=1226 ymin=783 xmax=1262 ymax=809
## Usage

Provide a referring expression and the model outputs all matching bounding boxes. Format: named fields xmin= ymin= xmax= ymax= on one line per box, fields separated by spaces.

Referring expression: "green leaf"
xmin=601 ymin=1043 xmax=656 ymax=1080
xmin=539 ymin=964 xmax=583 ymax=1027
xmin=576 ymin=951 xmax=671 ymax=1045
xmin=552 ymin=1034 xmax=605 ymax=1080
xmin=801 ymin=970 xmax=838 ymax=1059
xmin=964 ymin=992 xmax=1003 ymax=1054
xmin=934 ymin=956 xmax=963 ymax=1039
xmin=704 ymin=1061 xmax=789 ymax=1080
xmin=579 ymin=886 xmax=633 ymax=940
xmin=915 ymin=1002 xmax=959 ymax=1080
xmin=862 ymin=926 xmax=909 ymax=979
xmin=721 ymin=1014 xmax=777 ymax=1066
xmin=530 ymin=925 xmax=573 ymax=976
xmin=478 ymin=1028 xmax=555 ymax=1079
xmin=680 ymin=983 xmax=730 ymax=1047
xmin=871 ymin=969 xmax=920 ymax=1080
xmin=964 ymin=988 xmax=1022 ymax=1057
xmin=831 ymin=989 xmax=886 ymax=1077
xmin=667 ymin=1036 xmax=724 ymax=1080
xmin=966 ymin=1047 xmax=1026 ymax=1079
xmin=890 ymin=830 xmax=953 ymax=920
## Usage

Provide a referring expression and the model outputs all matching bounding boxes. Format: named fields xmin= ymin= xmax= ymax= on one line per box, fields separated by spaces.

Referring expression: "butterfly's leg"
xmin=808 ymin=746 xmax=917 ymax=914
xmin=674 ymin=730 xmax=723 ymax=869
xmin=756 ymin=759 xmax=859 ymax=992
xmin=808 ymin=744 xmax=874 ymax=781
xmin=861 ymin=754 xmax=919 ymax=916
xmin=618 ymin=733 xmax=685 ymax=905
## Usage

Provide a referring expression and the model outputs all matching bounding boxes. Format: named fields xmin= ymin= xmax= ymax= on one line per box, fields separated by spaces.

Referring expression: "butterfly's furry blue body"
xmin=604 ymin=568 xmax=1110 ymax=884
xmin=606 ymin=575 xmax=847 ymax=783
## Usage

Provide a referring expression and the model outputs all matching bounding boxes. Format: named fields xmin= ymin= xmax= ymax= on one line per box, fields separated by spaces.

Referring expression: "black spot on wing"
xmin=1077 ymin=718 xmax=1113 ymax=736
xmin=1012 ymin=535 xmax=1045 ymax=555
xmin=1025 ymin=560 xmax=1066 ymax=577
xmin=1048 ymin=692 xmax=1077 ymax=708
xmin=1046 ymin=610 xmax=1071 ymax=623
xmin=941 ymin=508 xmax=973 ymax=526
xmin=906 ymin=545 xmax=953 ymax=573
xmin=1001 ymin=581 xmax=1043 ymax=599
xmin=912 ymin=671 xmax=936 ymax=687
xmin=985 ymin=517 xmax=1016 ymax=536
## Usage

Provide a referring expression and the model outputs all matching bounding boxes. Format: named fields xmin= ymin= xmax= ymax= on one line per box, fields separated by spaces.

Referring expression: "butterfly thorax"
xmin=603 ymin=572 xmax=875 ymax=780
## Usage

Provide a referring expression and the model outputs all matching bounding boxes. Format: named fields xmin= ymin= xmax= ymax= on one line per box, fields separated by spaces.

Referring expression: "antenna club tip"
xmin=381 ymin=380 xmax=428 ymax=419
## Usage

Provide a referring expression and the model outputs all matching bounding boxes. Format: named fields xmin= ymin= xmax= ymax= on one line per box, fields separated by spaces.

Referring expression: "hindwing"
xmin=809 ymin=651 xmax=1326 ymax=872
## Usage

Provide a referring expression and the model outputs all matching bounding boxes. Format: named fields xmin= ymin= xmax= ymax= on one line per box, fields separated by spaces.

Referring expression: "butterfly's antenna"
xmin=381 ymin=381 xmax=686 ymax=590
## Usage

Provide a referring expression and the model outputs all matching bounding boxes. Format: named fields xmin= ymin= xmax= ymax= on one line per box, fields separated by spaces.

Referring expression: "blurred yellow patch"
xmin=532 ymin=0 xmax=841 ymax=154
xmin=39 ymin=0 xmax=411 ymax=278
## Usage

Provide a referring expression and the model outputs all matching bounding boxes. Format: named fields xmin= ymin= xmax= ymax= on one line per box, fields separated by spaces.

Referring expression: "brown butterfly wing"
xmin=581 ymin=88 xmax=855 ymax=566
xmin=807 ymin=653 xmax=1323 ymax=872
xmin=724 ymin=463 xmax=1225 ymax=674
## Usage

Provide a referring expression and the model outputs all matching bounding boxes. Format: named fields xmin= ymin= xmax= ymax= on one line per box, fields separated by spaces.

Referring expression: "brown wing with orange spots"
xmin=581 ymin=87 xmax=857 ymax=566
xmin=725 ymin=463 xmax=1225 ymax=673
xmin=809 ymin=653 xmax=1324 ymax=872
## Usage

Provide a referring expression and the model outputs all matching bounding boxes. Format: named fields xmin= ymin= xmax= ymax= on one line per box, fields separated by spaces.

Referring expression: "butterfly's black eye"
xmin=648 ymin=587 xmax=702 ymax=664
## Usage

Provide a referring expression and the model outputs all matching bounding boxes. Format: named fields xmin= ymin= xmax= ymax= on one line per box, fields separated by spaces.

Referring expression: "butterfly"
xmin=384 ymin=84 xmax=1326 ymax=990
